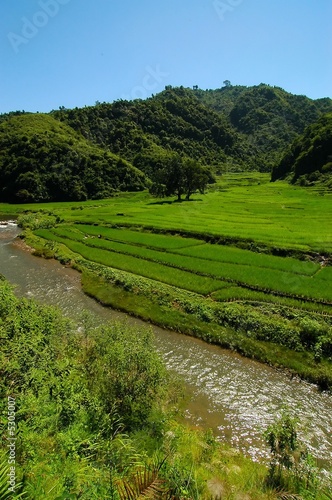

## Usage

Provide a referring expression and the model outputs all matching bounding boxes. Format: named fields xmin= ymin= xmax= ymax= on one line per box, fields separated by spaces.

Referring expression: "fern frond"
xmin=137 ymin=476 xmax=168 ymax=499
xmin=277 ymin=493 xmax=303 ymax=500
xmin=116 ymin=464 xmax=170 ymax=500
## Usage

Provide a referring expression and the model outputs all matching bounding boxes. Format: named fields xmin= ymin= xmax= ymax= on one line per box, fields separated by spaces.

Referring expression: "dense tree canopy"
xmin=50 ymin=85 xmax=332 ymax=175
xmin=0 ymin=114 xmax=147 ymax=202
xmin=271 ymin=112 xmax=332 ymax=187
xmin=195 ymin=84 xmax=332 ymax=169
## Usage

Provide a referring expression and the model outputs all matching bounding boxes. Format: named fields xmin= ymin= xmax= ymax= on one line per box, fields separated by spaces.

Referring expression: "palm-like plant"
xmin=115 ymin=456 xmax=187 ymax=500
xmin=116 ymin=465 xmax=169 ymax=500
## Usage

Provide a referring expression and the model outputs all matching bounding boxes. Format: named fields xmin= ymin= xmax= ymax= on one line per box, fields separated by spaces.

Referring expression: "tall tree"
xmin=150 ymin=155 xmax=215 ymax=201
xmin=149 ymin=153 xmax=184 ymax=200
xmin=182 ymin=158 xmax=215 ymax=200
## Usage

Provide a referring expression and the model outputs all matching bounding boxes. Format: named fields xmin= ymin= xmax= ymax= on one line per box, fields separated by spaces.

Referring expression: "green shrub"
xmin=299 ymin=318 xmax=329 ymax=349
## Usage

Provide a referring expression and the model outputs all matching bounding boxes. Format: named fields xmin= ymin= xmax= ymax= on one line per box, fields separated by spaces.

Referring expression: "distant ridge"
xmin=0 ymin=84 xmax=331 ymax=202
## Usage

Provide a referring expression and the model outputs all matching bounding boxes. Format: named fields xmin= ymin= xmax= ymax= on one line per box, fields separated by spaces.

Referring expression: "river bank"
xmin=20 ymin=224 xmax=332 ymax=393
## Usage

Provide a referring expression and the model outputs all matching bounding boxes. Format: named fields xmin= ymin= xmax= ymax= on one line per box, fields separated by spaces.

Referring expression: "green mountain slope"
xmin=271 ymin=113 xmax=332 ymax=187
xmin=50 ymin=84 xmax=332 ymax=174
xmin=0 ymin=114 xmax=147 ymax=202
xmin=51 ymin=86 xmax=257 ymax=172
xmin=196 ymin=83 xmax=332 ymax=169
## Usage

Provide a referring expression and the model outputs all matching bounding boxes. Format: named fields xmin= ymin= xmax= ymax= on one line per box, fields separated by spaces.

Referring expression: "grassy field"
xmin=2 ymin=173 xmax=332 ymax=388
xmin=2 ymin=173 xmax=332 ymax=253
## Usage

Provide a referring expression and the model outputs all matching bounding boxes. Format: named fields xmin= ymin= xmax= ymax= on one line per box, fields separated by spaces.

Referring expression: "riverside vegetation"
xmin=0 ymin=276 xmax=332 ymax=499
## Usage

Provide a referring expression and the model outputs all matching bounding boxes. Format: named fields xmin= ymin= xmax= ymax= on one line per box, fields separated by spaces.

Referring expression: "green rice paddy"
xmin=35 ymin=221 xmax=332 ymax=303
xmin=35 ymin=228 xmax=223 ymax=295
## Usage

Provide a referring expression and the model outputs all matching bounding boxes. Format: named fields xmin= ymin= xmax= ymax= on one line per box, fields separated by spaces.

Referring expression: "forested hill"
xmin=271 ymin=112 xmax=332 ymax=187
xmin=51 ymin=85 xmax=332 ymax=173
xmin=195 ymin=84 xmax=332 ymax=168
xmin=0 ymin=84 xmax=331 ymax=202
xmin=51 ymin=87 xmax=257 ymax=172
xmin=0 ymin=114 xmax=146 ymax=202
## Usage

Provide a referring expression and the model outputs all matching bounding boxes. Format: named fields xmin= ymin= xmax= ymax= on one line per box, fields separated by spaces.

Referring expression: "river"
xmin=0 ymin=223 xmax=331 ymax=470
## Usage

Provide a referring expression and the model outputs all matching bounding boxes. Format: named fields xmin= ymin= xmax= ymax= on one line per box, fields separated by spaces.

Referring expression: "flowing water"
xmin=0 ymin=223 xmax=331 ymax=470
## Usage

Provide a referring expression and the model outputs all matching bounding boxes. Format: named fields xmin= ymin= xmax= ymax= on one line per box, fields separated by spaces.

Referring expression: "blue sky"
xmin=1 ymin=0 xmax=331 ymax=113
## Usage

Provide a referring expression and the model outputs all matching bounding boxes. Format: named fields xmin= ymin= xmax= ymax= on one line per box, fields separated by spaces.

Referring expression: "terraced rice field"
xmin=34 ymin=224 xmax=332 ymax=305
xmin=35 ymin=228 xmax=223 ymax=295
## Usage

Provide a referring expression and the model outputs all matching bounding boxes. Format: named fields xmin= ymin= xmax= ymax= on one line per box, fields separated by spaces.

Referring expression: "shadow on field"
xmin=147 ymin=198 xmax=203 ymax=206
